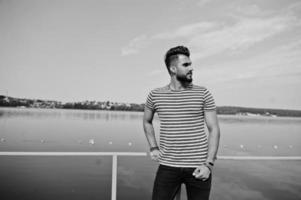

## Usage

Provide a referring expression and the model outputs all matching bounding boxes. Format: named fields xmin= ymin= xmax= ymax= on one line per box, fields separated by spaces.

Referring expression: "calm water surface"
xmin=0 ymin=108 xmax=300 ymax=200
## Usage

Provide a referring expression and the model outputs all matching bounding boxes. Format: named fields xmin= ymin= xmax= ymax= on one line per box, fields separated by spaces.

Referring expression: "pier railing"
xmin=0 ymin=151 xmax=300 ymax=200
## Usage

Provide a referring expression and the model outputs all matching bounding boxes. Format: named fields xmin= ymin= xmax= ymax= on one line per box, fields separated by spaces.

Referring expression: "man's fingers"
xmin=193 ymin=168 xmax=209 ymax=180
xmin=193 ymin=168 xmax=202 ymax=176
xmin=195 ymin=173 xmax=204 ymax=179
xmin=196 ymin=173 xmax=209 ymax=181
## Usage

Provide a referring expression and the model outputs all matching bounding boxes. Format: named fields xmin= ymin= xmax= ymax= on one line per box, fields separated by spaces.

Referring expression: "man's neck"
xmin=169 ymin=77 xmax=192 ymax=91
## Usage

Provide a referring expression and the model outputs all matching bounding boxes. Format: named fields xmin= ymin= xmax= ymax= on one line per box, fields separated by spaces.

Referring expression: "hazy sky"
xmin=1 ymin=0 xmax=300 ymax=109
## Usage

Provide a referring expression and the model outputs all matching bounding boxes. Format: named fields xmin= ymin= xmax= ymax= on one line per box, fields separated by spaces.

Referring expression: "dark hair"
xmin=164 ymin=46 xmax=190 ymax=74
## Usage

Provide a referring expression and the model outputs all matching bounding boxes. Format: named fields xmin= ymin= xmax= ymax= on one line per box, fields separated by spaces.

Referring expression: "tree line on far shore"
xmin=0 ymin=95 xmax=144 ymax=112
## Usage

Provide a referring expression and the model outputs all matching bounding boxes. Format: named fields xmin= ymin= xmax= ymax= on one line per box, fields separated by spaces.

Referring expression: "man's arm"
xmin=205 ymin=110 xmax=220 ymax=164
xmin=143 ymin=107 xmax=160 ymax=161
xmin=193 ymin=110 xmax=220 ymax=180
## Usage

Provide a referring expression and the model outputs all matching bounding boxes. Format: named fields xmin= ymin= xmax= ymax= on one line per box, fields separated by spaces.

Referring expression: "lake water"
xmin=0 ymin=107 xmax=300 ymax=200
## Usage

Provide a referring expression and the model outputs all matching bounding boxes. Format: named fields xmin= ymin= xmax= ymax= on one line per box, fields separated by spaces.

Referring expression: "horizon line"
xmin=1 ymin=94 xmax=301 ymax=112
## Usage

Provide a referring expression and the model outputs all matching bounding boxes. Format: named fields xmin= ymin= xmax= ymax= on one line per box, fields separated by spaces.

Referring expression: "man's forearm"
xmin=143 ymin=122 xmax=159 ymax=149
xmin=206 ymin=126 xmax=220 ymax=163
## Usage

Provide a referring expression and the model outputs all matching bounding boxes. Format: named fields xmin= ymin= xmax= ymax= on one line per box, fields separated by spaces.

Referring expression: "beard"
xmin=176 ymin=73 xmax=193 ymax=84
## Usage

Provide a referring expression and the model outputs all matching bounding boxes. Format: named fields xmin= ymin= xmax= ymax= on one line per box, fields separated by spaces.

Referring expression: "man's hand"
xmin=150 ymin=149 xmax=160 ymax=161
xmin=193 ymin=165 xmax=211 ymax=181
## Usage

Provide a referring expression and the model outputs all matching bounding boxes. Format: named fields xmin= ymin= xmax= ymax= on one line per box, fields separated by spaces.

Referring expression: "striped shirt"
xmin=145 ymin=84 xmax=216 ymax=168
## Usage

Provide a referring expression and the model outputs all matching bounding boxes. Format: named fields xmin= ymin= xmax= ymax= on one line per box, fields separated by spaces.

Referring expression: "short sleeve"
xmin=145 ymin=91 xmax=155 ymax=111
xmin=204 ymin=88 xmax=216 ymax=111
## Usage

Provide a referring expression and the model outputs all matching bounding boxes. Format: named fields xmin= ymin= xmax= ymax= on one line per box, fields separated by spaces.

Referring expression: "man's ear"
xmin=170 ymin=65 xmax=177 ymax=74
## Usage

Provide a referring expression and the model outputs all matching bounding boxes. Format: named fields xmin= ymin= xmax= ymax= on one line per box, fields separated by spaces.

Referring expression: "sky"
xmin=0 ymin=0 xmax=301 ymax=109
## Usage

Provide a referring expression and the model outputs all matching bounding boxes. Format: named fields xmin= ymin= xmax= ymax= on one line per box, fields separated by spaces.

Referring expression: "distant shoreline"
xmin=1 ymin=95 xmax=301 ymax=118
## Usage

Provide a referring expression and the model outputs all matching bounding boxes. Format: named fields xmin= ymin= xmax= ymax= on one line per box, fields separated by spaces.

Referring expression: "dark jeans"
xmin=152 ymin=164 xmax=212 ymax=200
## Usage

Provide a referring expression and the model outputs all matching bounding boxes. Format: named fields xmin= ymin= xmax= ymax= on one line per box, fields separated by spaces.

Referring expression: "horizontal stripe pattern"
xmin=145 ymin=84 xmax=216 ymax=167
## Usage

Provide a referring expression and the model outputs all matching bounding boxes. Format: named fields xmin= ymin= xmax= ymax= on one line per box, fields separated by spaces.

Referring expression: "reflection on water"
xmin=0 ymin=107 xmax=301 ymax=200
xmin=0 ymin=108 xmax=149 ymax=152
xmin=218 ymin=114 xmax=301 ymax=124
xmin=0 ymin=107 xmax=144 ymax=121
xmin=1 ymin=107 xmax=300 ymax=156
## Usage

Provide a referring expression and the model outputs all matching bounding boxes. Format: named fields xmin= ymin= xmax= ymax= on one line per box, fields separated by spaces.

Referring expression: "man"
xmin=143 ymin=46 xmax=220 ymax=200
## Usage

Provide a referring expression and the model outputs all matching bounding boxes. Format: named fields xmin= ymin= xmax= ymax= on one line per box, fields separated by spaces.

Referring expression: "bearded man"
xmin=143 ymin=46 xmax=220 ymax=200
